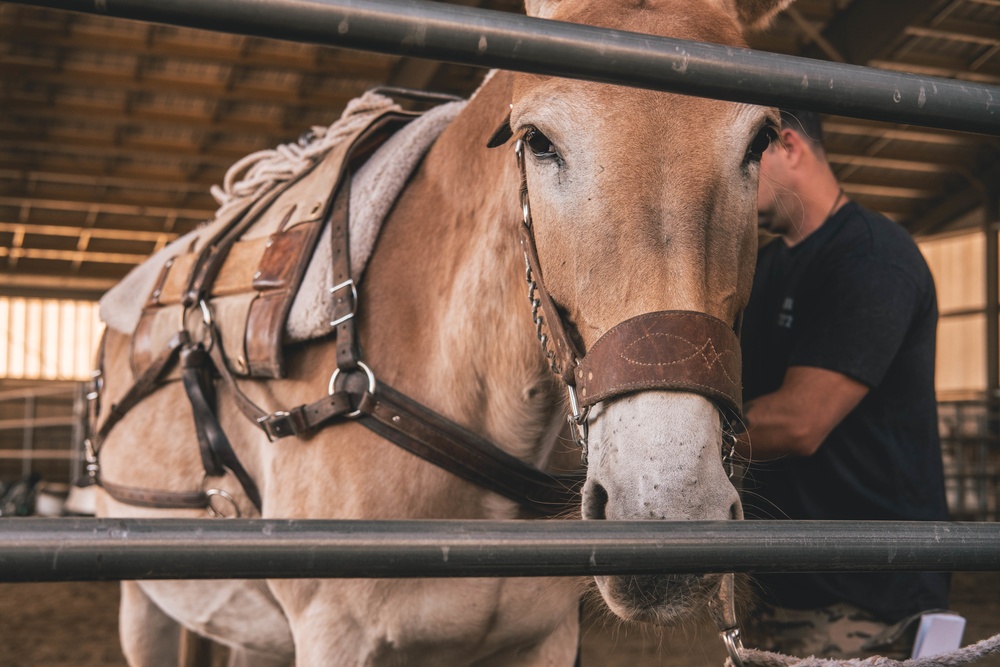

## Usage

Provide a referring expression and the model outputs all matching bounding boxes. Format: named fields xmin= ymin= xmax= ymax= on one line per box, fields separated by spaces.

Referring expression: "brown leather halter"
xmin=510 ymin=136 xmax=744 ymax=459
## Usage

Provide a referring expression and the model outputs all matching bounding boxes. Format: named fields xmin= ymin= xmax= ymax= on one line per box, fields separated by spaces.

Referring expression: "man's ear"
xmin=711 ymin=0 xmax=795 ymax=31
xmin=779 ymin=127 xmax=809 ymax=166
xmin=524 ymin=0 xmax=560 ymax=20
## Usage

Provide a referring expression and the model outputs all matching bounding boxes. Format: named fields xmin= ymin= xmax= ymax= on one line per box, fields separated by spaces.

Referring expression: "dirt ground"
xmin=1 ymin=573 xmax=998 ymax=666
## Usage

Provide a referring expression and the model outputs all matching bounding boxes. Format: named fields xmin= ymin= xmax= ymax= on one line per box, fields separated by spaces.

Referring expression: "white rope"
xmin=730 ymin=632 xmax=1000 ymax=667
xmin=208 ymin=90 xmax=401 ymax=222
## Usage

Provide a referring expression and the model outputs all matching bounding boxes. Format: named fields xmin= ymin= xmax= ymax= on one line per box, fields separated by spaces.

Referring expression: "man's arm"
xmin=736 ymin=366 xmax=869 ymax=460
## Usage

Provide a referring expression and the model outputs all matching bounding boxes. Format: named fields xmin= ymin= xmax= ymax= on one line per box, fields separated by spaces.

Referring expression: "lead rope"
xmin=710 ymin=574 xmax=1000 ymax=666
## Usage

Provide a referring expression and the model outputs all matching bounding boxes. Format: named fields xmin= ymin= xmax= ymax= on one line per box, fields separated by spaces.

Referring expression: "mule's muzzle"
xmin=596 ymin=572 xmax=726 ymax=626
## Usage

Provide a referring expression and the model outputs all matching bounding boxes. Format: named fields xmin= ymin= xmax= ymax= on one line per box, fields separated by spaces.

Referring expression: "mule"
xmin=93 ymin=0 xmax=791 ymax=663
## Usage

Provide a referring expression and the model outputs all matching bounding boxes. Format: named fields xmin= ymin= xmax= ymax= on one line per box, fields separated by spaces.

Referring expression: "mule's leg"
xmin=473 ymin=606 xmax=580 ymax=667
xmin=120 ymin=580 xmax=183 ymax=667
xmin=225 ymin=647 xmax=295 ymax=667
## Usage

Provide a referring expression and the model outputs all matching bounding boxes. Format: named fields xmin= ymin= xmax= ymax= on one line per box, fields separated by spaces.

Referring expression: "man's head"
xmin=757 ymin=109 xmax=837 ymax=242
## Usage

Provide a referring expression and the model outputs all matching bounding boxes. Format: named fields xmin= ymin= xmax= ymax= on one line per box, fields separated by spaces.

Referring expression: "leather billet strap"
xmin=574 ymin=311 xmax=742 ymax=420
xmin=180 ymin=344 xmax=263 ymax=512
xmin=101 ymin=479 xmax=208 ymax=510
xmin=93 ymin=331 xmax=190 ymax=451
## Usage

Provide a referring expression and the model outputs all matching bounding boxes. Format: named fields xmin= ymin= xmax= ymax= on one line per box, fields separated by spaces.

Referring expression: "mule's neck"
xmin=358 ymin=72 xmax=567 ymax=488
xmin=427 ymin=72 xmax=566 ymax=469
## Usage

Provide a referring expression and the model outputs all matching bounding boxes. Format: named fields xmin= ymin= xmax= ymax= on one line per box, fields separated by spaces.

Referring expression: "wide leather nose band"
xmin=573 ymin=310 xmax=742 ymax=420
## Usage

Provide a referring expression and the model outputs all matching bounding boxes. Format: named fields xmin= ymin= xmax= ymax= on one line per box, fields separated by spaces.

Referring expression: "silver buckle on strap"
xmin=330 ymin=279 xmax=358 ymax=327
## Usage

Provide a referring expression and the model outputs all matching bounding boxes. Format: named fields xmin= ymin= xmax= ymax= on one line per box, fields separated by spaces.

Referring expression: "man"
xmin=738 ymin=109 xmax=951 ymax=659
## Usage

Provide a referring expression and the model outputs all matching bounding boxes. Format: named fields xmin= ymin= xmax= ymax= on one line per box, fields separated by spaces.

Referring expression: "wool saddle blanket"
xmin=100 ymin=92 xmax=466 ymax=351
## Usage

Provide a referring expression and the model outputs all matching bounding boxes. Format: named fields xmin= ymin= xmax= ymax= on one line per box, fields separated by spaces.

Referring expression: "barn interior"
xmin=1 ymin=2 xmax=1000 ymax=665
xmin=0 ymin=1 xmax=998 ymax=517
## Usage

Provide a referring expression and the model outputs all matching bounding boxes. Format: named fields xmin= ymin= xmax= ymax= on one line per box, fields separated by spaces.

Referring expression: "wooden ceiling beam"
xmin=825 ymin=151 xmax=969 ymax=173
xmin=0 ymin=132 xmax=238 ymax=173
xmin=0 ymin=196 xmax=206 ymax=222
xmin=909 ymin=161 xmax=1000 ymax=235
xmin=0 ymin=222 xmax=174 ymax=252
xmin=0 ymin=137 xmax=239 ymax=171
xmin=801 ymin=0 xmax=939 ymax=64
xmin=0 ymin=246 xmax=149 ymax=266
xmin=0 ymin=58 xmax=362 ymax=110
xmin=3 ymin=96 xmax=293 ymax=134
xmin=904 ymin=19 xmax=1000 ymax=46
xmin=0 ymin=273 xmax=118 ymax=299
xmin=0 ymin=19 xmax=395 ymax=75
xmin=0 ymin=168 xmax=216 ymax=200
xmin=841 ymin=182 xmax=943 ymax=199
xmin=868 ymin=57 xmax=1000 ymax=86
xmin=822 ymin=119 xmax=984 ymax=146
xmin=0 ymin=157 xmax=222 ymax=195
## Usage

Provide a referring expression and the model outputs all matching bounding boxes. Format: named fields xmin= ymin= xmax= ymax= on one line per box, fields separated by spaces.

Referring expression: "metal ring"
xmin=205 ymin=488 xmax=241 ymax=519
xmin=327 ymin=361 xmax=377 ymax=418
xmin=721 ymin=627 xmax=746 ymax=667
xmin=199 ymin=299 xmax=213 ymax=327
xmin=178 ymin=300 xmax=214 ymax=333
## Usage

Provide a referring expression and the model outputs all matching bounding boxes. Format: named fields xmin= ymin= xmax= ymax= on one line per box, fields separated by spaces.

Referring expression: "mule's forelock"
xmin=705 ymin=0 xmax=794 ymax=30
xmin=525 ymin=0 xmax=793 ymax=32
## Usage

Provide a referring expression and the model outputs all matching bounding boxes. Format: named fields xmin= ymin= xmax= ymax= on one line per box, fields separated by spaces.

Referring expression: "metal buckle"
xmin=257 ymin=411 xmax=290 ymax=440
xmin=329 ymin=279 xmax=358 ymax=327
xmin=566 ymin=384 xmax=590 ymax=463
xmin=328 ymin=361 xmax=377 ymax=418
xmin=514 ymin=139 xmax=531 ymax=228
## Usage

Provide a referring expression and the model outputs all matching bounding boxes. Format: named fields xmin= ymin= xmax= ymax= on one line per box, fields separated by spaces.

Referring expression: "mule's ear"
xmin=524 ymin=0 xmax=560 ymax=20
xmin=486 ymin=112 xmax=513 ymax=148
xmin=720 ymin=0 xmax=795 ymax=31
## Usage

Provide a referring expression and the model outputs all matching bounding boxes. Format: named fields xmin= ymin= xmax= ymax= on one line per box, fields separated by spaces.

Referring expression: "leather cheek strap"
xmin=572 ymin=310 xmax=743 ymax=423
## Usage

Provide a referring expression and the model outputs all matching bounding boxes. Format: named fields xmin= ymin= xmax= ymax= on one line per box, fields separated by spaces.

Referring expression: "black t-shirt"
xmin=741 ymin=202 xmax=950 ymax=623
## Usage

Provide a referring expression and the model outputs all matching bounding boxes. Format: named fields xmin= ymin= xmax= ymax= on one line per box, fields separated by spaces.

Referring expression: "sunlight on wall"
xmin=0 ymin=297 xmax=104 ymax=381
xmin=919 ymin=231 xmax=988 ymax=395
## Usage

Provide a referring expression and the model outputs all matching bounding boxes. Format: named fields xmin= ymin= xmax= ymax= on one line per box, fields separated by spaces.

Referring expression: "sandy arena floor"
xmin=1 ymin=573 xmax=998 ymax=666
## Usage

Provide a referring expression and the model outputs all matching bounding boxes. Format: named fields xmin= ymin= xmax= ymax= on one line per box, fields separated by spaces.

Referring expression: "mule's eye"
xmin=746 ymin=125 xmax=778 ymax=163
xmin=524 ymin=128 xmax=558 ymax=159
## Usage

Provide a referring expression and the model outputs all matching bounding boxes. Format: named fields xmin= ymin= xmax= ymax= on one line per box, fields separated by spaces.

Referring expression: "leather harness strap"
xmin=574 ymin=311 xmax=742 ymax=420
xmin=102 ymin=479 xmax=208 ymax=510
xmin=180 ymin=344 xmax=264 ymax=511
xmin=92 ymin=112 xmax=583 ymax=517
xmin=357 ymin=384 xmax=583 ymax=515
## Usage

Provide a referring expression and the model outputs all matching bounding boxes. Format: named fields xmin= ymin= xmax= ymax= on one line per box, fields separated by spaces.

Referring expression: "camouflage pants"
xmin=742 ymin=603 xmax=917 ymax=660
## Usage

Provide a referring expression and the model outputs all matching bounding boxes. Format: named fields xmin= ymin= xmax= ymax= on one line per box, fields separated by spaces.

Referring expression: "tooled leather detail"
xmin=573 ymin=310 xmax=742 ymax=419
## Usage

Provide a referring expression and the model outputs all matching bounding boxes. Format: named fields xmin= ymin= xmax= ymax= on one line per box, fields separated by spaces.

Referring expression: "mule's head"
xmin=499 ymin=0 xmax=792 ymax=624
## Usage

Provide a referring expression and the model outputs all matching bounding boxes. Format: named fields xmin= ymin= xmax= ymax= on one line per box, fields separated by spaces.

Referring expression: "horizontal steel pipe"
xmin=10 ymin=0 xmax=1000 ymax=135
xmin=2 ymin=519 xmax=1000 ymax=582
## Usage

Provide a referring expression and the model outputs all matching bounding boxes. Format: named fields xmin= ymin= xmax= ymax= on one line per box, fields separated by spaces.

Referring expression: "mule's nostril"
xmin=584 ymin=482 xmax=609 ymax=520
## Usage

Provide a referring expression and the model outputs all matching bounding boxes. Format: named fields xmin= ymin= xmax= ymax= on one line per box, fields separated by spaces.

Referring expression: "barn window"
xmin=0 ymin=297 xmax=103 ymax=381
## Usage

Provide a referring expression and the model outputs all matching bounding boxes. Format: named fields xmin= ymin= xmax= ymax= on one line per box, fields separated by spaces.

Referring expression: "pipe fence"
xmin=2 ymin=0 xmax=999 ymax=586
xmin=2 ymin=519 xmax=999 ymax=582
xmin=7 ymin=0 xmax=1000 ymax=135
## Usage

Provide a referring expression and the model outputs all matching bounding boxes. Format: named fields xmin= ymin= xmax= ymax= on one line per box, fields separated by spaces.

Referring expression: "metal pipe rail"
xmin=9 ymin=0 xmax=1000 ymax=135
xmin=2 ymin=519 xmax=1000 ymax=582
